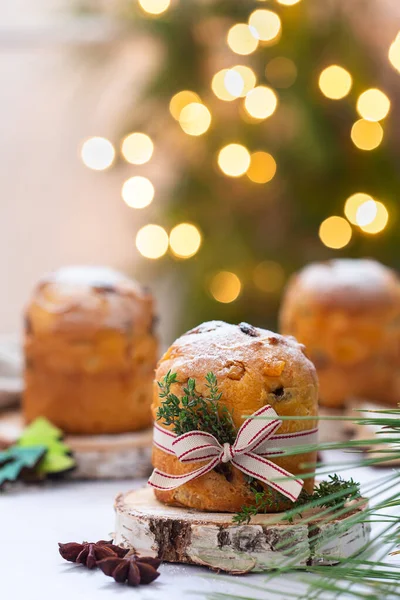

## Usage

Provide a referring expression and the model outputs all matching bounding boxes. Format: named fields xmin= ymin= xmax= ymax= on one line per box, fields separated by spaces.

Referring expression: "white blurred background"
xmin=0 ymin=0 xmax=160 ymax=333
xmin=0 ymin=0 xmax=399 ymax=336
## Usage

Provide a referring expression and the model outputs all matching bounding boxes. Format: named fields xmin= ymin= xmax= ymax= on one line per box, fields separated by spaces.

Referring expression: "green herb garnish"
xmin=156 ymin=371 xmax=236 ymax=445
xmin=233 ymin=474 xmax=361 ymax=525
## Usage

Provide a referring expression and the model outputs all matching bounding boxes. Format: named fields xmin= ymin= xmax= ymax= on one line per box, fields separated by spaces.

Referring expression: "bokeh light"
xmin=253 ymin=261 xmax=285 ymax=293
xmin=277 ymin=0 xmax=302 ymax=4
xmin=388 ymin=33 xmax=400 ymax=73
xmin=212 ymin=69 xmax=242 ymax=101
xmin=248 ymin=9 xmax=281 ymax=43
xmin=80 ymin=137 xmax=115 ymax=171
xmin=121 ymin=133 xmax=154 ymax=165
xmin=179 ymin=102 xmax=211 ymax=136
xmin=355 ymin=200 xmax=377 ymax=227
xmin=265 ymin=57 xmax=297 ymax=88
xmin=319 ymin=216 xmax=352 ymax=249
xmin=244 ymin=86 xmax=278 ymax=120
xmin=138 ymin=0 xmax=170 ymax=15
xmin=227 ymin=24 xmax=259 ymax=55
xmin=358 ymin=202 xmax=389 ymax=234
xmin=169 ymin=91 xmax=201 ymax=120
xmin=122 ymin=176 xmax=154 ymax=209
xmin=224 ymin=69 xmax=245 ymax=97
xmin=210 ymin=271 xmax=241 ymax=303
xmin=233 ymin=65 xmax=257 ymax=96
xmin=217 ymin=144 xmax=251 ymax=177
xmin=351 ymin=119 xmax=383 ymax=151
xmin=246 ymin=151 xmax=276 ymax=183
xmin=356 ymin=88 xmax=390 ymax=121
xmin=169 ymin=223 xmax=202 ymax=258
xmin=344 ymin=192 xmax=375 ymax=224
xmin=136 ymin=224 xmax=169 ymax=259
xmin=318 ymin=65 xmax=352 ymax=100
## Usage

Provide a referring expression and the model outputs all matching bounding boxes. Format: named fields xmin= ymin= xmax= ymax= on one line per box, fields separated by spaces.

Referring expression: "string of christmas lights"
xmin=79 ymin=0 xmax=397 ymax=305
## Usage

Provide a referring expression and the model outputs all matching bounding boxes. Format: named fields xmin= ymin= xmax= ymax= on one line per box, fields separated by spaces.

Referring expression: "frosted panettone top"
xmin=25 ymin=265 xmax=154 ymax=335
xmin=154 ymin=321 xmax=318 ymax=430
xmin=288 ymin=259 xmax=400 ymax=310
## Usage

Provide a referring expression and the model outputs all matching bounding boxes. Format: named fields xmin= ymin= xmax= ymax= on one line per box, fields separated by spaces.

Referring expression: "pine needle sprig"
xmin=156 ymin=371 xmax=236 ymax=445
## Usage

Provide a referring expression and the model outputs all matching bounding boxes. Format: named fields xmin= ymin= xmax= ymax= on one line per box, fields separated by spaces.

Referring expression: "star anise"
xmin=58 ymin=540 xmax=128 ymax=569
xmin=97 ymin=550 xmax=161 ymax=586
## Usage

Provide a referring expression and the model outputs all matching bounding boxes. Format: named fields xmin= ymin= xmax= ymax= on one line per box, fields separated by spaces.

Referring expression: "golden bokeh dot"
xmin=344 ymin=192 xmax=374 ymax=224
xmin=179 ymin=102 xmax=211 ymax=136
xmin=351 ymin=119 xmax=383 ymax=151
xmin=355 ymin=200 xmax=377 ymax=227
xmin=122 ymin=176 xmax=154 ymax=209
xmin=244 ymin=86 xmax=278 ymax=120
xmin=121 ymin=132 xmax=154 ymax=165
xmin=277 ymin=0 xmax=302 ymax=4
xmin=169 ymin=223 xmax=202 ymax=258
xmin=248 ymin=9 xmax=281 ymax=43
xmin=318 ymin=65 xmax=352 ymax=100
xmin=169 ymin=91 xmax=201 ymax=120
xmin=233 ymin=65 xmax=257 ymax=96
xmin=319 ymin=216 xmax=352 ymax=249
xmin=224 ymin=68 xmax=245 ymax=98
xmin=253 ymin=261 xmax=285 ymax=293
xmin=217 ymin=143 xmax=251 ymax=177
xmin=227 ymin=23 xmax=259 ymax=55
xmin=80 ymin=137 xmax=115 ymax=171
xmin=358 ymin=201 xmax=389 ymax=234
xmin=135 ymin=224 xmax=169 ymax=259
xmin=246 ymin=151 xmax=277 ymax=183
xmin=265 ymin=57 xmax=297 ymax=88
xmin=389 ymin=33 xmax=400 ymax=73
xmin=210 ymin=271 xmax=241 ymax=303
xmin=356 ymin=88 xmax=390 ymax=121
xmin=212 ymin=69 xmax=240 ymax=101
xmin=138 ymin=0 xmax=170 ymax=15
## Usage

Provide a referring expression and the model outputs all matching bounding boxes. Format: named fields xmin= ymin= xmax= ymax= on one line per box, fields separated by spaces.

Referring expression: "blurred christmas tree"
xmin=79 ymin=0 xmax=400 ymax=336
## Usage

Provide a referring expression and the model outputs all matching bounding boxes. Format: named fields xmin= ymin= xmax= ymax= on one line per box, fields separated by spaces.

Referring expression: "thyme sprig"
xmin=156 ymin=371 xmax=236 ymax=445
xmin=233 ymin=474 xmax=361 ymax=525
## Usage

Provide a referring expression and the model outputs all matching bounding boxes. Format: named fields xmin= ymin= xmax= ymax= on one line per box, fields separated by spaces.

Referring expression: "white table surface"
xmin=1 ymin=452 xmax=399 ymax=600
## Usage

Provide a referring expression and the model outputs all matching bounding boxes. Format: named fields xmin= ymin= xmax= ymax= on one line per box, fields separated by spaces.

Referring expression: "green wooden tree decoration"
xmin=0 ymin=445 xmax=46 ymax=489
xmin=17 ymin=418 xmax=76 ymax=476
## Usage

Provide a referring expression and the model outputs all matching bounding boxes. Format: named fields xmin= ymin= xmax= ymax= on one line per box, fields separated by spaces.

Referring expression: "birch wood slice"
xmin=0 ymin=335 xmax=23 ymax=409
xmin=114 ymin=487 xmax=370 ymax=574
xmin=0 ymin=410 xmax=153 ymax=479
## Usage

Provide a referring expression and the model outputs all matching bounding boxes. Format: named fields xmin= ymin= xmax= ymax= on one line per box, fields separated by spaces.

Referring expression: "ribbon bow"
xmin=148 ymin=405 xmax=318 ymax=502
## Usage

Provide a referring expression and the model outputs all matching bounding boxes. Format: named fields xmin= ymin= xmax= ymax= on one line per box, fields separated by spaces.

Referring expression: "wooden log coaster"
xmin=0 ymin=335 xmax=23 ymax=410
xmin=114 ymin=487 xmax=370 ymax=574
xmin=0 ymin=410 xmax=153 ymax=480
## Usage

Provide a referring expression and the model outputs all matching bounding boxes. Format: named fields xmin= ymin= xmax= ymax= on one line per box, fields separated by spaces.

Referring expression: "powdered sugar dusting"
xmin=298 ymin=259 xmax=398 ymax=299
xmin=29 ymin=266 xmax=154 ymax=333
xmin=45 ymin=265 xmax=126 ymax=287
xmin=160 ymin=321 xmax=316 ymax=390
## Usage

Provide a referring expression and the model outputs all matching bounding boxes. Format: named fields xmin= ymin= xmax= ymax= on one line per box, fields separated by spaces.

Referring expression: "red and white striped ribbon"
xmin=149 ymin=405 xmax=318 ymax=503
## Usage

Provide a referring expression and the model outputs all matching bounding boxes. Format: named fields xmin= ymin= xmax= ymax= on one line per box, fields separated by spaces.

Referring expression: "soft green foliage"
xmin=156 ymin=370 xmax=236 ymax=444
xmin=311 ymin=474 xmax=360 ymax=508
xmin=18 ymin=417 xmax=76 ymax=475
xmin=0 ymin=445 xmax=47 ymax=488
xmin=78 ymin=0 xmax=400 ymax=333
xmin=233 ymin=474 xmax=361 ymax=524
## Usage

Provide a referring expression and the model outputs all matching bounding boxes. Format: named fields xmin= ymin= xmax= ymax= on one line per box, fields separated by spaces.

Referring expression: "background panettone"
xmin=151 ymin=321 xmax=318 ymax=513
xmin=279 ymin=259 xmax=400 ymax=408
xmin=23 ymin=266 xmax=158 ymax=434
